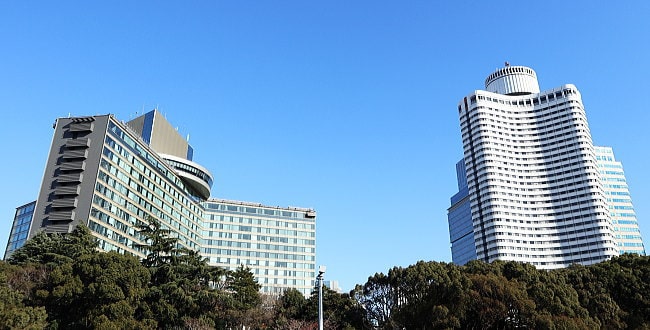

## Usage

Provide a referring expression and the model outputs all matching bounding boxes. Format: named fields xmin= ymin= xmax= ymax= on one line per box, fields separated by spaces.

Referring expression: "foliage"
xmin=228 ymin=264 xmax=262 ymax=311
xmin=8 ymin=225 xmax=98 ymax=266
xmin=135 ymin=216 xmax=230 ymax=328
xmin=355 ymin=271 xmax=397 ymax=328
xmin=6 ymin=220 xmax=650 ymax=329
xmin=0 ymin=261 xmax=48 ymax=330
xmin=276 ymin=288 xmax=307 ymax=322
xmin=351 ymin=257 xmax=650 ymax=329
xmin=41 ymin=251 xmax=155 ymax=329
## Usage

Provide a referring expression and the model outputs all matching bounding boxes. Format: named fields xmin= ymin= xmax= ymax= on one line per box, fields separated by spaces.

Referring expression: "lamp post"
xmin=317 ymin=265 xmax=326 ymax=330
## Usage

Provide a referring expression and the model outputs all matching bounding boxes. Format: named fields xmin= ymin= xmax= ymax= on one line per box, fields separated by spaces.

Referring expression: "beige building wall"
xmin=149 ymin=111 xmax=189 ymax=159
xmin=127 ymin=110 xmax=190 ymax=160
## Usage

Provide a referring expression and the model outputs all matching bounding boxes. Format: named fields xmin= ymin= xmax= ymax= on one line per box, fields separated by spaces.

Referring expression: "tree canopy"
xmin=3 ymin=221 xmax=650 ymax=329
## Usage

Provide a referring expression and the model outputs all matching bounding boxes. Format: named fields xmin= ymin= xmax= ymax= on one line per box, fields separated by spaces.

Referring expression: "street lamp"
xmin=317 ymin=265 xmax=326 ymax=330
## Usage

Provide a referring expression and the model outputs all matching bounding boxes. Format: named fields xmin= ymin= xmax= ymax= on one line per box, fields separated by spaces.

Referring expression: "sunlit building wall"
xmin=595 ymin=146 xmax=645 ymax=255
xmin=202 ymin=199 xmax=316 ymax=296
xmin=450 ymin=65 xmax=621 ymax=269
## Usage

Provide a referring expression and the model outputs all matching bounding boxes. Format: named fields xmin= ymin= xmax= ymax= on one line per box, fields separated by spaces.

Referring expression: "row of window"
xmin=465 ymin=105 xmax=586 ymax=136
xmin=484 ymin=66 xmax=536 ymax=84
xmin=465 ymin=137 xmax=593 ymax=166
xmin=463 ymin=100 xmax=585 ymax=131
xmin=204 ymin=215 xmax=314 ymax=230
xmin=476 ymin=224 xmax=614 ymax=246
xmin=478 ymin=215 xmax=614 ymax=236
xmin=201 ymin=248 xmax=315 ymax=261
xmin=462 ymin=127 xmax=586 ymax=151
xmin=479 ymin=241 xmax=615 ymax=259
xmin=206 ymin=232 xmax=314 ymax=246
xmin=207 ymin=223 xmax=314 ymax=237
xmin=104 ymin=136 xmax=202 ymax=221
xmin=468 ymin=88 xmax=578 ymax=109
xmin=164 ymin=158 xmax=213 ymax=187
xmin=108 ymin=122 xmax=202 ymax=215
xmin=96 ymin=170 xmax=200 ymax=247
xmin=203 ymin=239 xmax=315 ymax=254
xmin=204 ymin=202 xmax=312 ymax=220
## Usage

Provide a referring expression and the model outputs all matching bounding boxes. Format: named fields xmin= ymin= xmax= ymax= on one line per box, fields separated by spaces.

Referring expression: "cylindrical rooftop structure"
xmin=485 ymin=65 xmax=540 ymax=95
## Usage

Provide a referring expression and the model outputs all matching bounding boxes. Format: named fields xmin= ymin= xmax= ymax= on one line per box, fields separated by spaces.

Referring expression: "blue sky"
xmin=1 ymin=1 xmax=649 ymax=291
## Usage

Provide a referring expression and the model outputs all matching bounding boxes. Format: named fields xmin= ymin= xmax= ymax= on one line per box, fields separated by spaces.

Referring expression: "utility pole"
xmin=317 ymin=265 xmax=326 ymax=330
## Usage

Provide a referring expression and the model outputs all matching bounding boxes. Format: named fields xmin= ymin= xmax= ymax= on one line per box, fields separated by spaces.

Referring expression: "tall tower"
xmin=450 ymin=65 xmax=620 ymax=269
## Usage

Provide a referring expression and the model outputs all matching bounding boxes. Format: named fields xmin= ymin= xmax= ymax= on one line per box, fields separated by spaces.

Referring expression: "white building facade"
xmin=455 ymin=65 xmax=620 ymax=269
xmin=202 ymin=199 xmax=316 ymax=296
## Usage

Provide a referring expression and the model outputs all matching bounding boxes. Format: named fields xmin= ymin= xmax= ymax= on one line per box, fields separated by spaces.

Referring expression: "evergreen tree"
xmin=8 ymin=225 xmax=98 ymax=266
xmin=275 ymin=287 xmax=307 ymax=325
xmin=0 ymin=261 xmax=48 ymax=330
xmin=135 ymin=216 xmax=230 ymax=328
xmin=228 ymin=264 xmax=262 ymax=311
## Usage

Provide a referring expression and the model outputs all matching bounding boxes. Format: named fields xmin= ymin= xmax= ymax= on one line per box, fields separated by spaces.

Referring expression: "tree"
xmin=500 ymin=261 xmax=595 ymax=327
xmin=563 ymin=263 xmax=625 ymax=328
xmin=134 ymin=216 xmax=181 ymax=270
xmin=0 ymin=261 xmax=48 ymax=330
xmin=38 ymin=251 xmax=155 ymax=329
xmin=218 ymin=265 xmax=263 ymax=328
xmin=463 ymin=272 xmax=536 ymax=329
xmin=135 ymin=216 xmax=230 ymax=328
xmin=391 ymin=261 xmax=469 ymax=329
xmin=275 ymin=288 xmax=308 ymax=326
xmin=5 ymin=224 xmax=158 ymax=328
xmin=228 ymin=264 xmax=262 ymax=311
xmin=355 ymin=271 xmax=399 ymax=328
xmin=598 ymin=254 xmax=650 ymax=328
xmin=8 ymin=225 xmax=98 ymax=266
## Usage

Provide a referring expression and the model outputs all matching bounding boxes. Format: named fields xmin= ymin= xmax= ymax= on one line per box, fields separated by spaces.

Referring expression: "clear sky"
xmin=1 ymin=1 xmax=649 ymax=292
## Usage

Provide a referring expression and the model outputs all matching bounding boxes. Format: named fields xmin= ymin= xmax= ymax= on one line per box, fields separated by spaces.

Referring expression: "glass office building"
xmin=595 ymin=146 xmax=645 ymax=255
xmin=447 ymin=160 xmax=475 ymax=265
xmin=3 ymin=201 xmax=36 ymax=259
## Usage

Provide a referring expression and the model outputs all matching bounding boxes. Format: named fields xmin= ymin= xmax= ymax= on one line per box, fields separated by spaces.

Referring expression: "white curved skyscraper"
xmin=449 ymin=65 xmax=627 ymax=269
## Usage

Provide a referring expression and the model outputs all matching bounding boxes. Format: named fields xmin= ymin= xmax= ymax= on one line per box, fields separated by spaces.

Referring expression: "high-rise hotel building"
xmin=448 ymin=65 xmax=644 ymax=269
xmin=5 ymin=110 xmax=316 ymax=296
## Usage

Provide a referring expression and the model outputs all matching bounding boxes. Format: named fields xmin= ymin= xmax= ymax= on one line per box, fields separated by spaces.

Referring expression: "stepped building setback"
xmin=448 ymin=65 xmax=645 ymax=268
xmin=4 ymin=110 xmax=316 ymax=296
